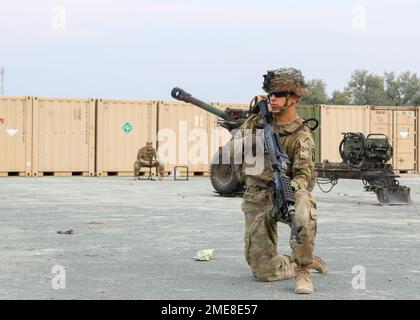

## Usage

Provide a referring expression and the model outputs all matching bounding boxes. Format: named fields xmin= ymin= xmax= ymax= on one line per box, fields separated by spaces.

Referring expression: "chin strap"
xmin=269 ymin=94 xmax=294 ymax=111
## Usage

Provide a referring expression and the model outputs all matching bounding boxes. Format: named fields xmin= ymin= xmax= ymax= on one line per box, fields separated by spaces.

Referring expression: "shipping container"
xmin=320 ymin=105 xmax=370 ymax=162
xmin=369 ymin=107 xmax=393 ymax=165
xmin=157 ymin=101 xmax=210 ymax=174
xmin=0 ymin=97 xmax=33 ymax=176
xmin=393 ymin=107 xmax=417 ymax=172
xmin=370 ymin=108 xmax=393 ymax=139
xmin=96 ymin=99 xmax=157 ymax=176
xmin=370 ymin=106 xmax=417 ymax=172
xmin=32 ymin=97 xmax=95 ymax=176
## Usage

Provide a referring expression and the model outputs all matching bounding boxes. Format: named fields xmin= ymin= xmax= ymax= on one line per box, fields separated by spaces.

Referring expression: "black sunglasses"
xmin=270 ymin=91 xmax=292 ymax=98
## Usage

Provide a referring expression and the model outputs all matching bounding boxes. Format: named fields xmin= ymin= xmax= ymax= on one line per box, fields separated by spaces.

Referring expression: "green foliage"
xmin=300 ymin=79 xmax=328 ymax=104
xmin=398 ymin=71 xmax=420 ymax=105
xmin=322 ymin=69 xmax=420 ymax=105
xmin=329 ymin=90 xmax=351 ymax=105
xmin=412 ymin=92 xmax=420 ymax=105
xmin=384 ymin=71 xmax=400 ymax=105
xmin=346 ymin=70 xmax=387 ymax=105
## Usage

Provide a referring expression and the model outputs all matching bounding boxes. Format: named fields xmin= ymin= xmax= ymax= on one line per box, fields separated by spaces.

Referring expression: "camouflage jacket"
xmin=137 ymin=146 xmax=157 ymax=162
xmin=231 ymin=113 xmax=316 ymax=192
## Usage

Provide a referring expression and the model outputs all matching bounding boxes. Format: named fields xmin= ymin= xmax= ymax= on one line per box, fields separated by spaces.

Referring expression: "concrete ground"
xmin=0 ymin=175 xmax=419 ymax=300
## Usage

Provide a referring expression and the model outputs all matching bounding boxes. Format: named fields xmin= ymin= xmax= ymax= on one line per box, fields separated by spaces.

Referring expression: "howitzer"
xmin=315 ymin=132 xmax=411 ymax=205
xmin=251 ymin=99 xmax=302 ymax=243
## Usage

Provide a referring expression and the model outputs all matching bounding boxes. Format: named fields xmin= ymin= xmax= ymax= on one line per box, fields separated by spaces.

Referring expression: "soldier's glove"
xmin=290 ymin=180 xmax=299 ymax=192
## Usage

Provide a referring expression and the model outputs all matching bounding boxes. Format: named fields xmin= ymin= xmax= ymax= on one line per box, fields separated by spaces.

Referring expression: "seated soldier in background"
xmin=133 ymin=141 xmax=165 ymax=180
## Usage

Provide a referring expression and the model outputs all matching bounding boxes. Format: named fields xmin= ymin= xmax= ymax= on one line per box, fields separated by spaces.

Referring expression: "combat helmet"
xmin=262 ymin=68 xmax=307 ymax=97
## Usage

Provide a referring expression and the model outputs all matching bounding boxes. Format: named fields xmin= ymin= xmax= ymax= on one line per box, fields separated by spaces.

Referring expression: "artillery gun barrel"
xmin=171 ymin=87 xmax=229 ymax=120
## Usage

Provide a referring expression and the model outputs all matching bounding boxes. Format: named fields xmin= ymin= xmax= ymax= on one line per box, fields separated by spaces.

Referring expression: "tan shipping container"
xmin=370 ymin=108 xmax=393 ymax=139
xmin=96 ymin=99 xmax=157 ymax=176
xmin=370 ymin=106 xmax=416 ymax=172
xmin=0 ymin=97 xmax=33 ymax=176
xmin=320 ymin=105 xmax=370 ymax=162
xmin=157 ymin=101 xmax=210 ymax=174
xmin=32 ymin=97 xmax=96 ymax=176
xmin=394 ymin=107 xmax=416 ymax=171
xmin=369 ymin=107 xmax=393 ymax=165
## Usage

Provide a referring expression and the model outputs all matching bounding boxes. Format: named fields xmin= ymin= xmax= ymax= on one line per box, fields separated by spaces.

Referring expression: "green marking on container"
xmin=122 ymin=122 xmax=133 ymax=134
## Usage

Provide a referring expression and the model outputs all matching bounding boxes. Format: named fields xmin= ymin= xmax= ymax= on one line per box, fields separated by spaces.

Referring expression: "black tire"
xmin=209 ymin=147 xmax=244 ymax=195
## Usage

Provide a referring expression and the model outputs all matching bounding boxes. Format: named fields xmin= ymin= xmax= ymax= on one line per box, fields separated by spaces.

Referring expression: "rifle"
xmin=252 ymin=99 xmax=302 ymax=243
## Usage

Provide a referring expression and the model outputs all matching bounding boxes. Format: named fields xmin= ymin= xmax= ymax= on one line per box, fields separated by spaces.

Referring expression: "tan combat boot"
xmin=295 ymin=266 xmax=314 ymax=294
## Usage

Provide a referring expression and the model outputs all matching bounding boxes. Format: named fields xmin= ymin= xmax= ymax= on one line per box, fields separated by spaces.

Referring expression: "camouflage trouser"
xmin=242 ymin=186 xmax=318 ymax=282
xmin=133 ymin=159 xmax=165 ymax=177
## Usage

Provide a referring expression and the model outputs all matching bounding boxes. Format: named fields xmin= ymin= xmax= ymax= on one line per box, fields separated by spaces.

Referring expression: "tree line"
xmin=299 ymin=70 xmax=420 ymax=106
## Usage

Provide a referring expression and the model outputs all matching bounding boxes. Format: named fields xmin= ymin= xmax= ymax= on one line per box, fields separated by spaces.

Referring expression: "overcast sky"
xmin=1 ymin=0 xmax=419 ymax=102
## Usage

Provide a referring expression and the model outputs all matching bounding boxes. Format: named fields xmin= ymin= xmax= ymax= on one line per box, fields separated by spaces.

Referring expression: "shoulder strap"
xmin=302 ymin=118 xmax=319 ymax=131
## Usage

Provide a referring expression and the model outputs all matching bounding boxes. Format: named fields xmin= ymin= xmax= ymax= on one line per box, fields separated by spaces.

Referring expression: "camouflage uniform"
xmin=233 ymin=68 xmax=319 ymax=282
xmin=133 ymin=146 xmax=165 ymax=177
